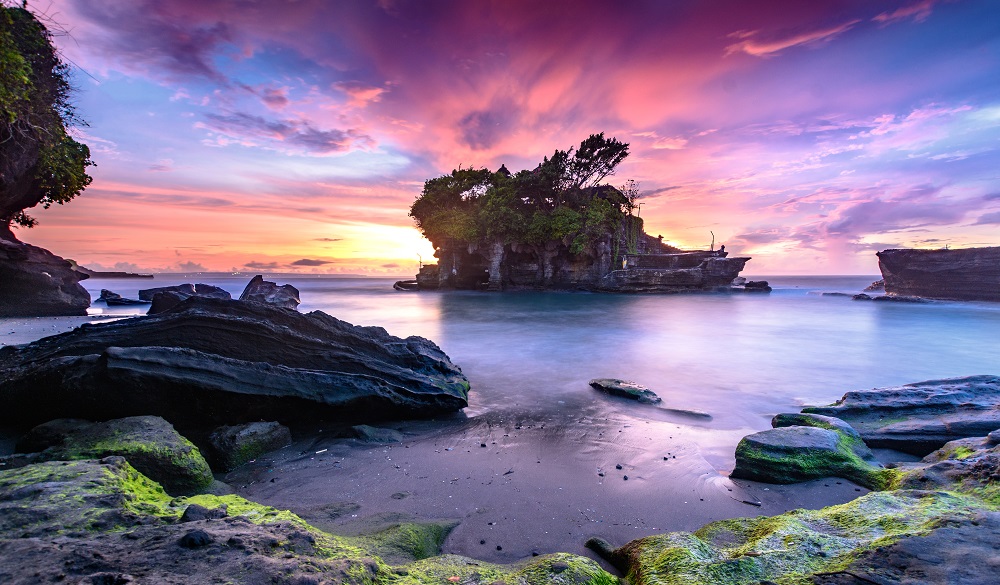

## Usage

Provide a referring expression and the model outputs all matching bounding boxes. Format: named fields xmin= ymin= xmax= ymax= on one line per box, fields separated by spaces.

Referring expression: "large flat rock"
xmin=0 ymin=296 xmax=470 ymax=428
xmin=803 ymin=375 xmax=1000 ymax=455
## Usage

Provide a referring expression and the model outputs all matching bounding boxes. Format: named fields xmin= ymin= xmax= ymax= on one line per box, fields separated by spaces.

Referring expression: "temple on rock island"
xmin=403 ymin=134 xmax=763 ymax=293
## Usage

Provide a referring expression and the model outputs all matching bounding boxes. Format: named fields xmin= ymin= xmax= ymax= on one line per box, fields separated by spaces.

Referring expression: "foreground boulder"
xmin=0 ymin=457 xmax=614 ymax=584
xmin=0 ymin=238 xmax=90 ymax=317
xmin=9 ymin=415 xmax=213 ymax=495
xmin=0 ymin=296 xmax=470 ymax=428
xmin=730 ymin=424 xmax=893 ymax=490
xmin=877 ymin=246 xmax=1000 ymax=301
xmin=803 ymin=375 xmax=1000 ymax=455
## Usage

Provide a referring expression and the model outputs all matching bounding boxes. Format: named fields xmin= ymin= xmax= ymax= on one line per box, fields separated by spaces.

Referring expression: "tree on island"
xmin=409 ymin=133 xmax=673 ymax=289
xmin=0 ymin=3 xmax=92 ymax=241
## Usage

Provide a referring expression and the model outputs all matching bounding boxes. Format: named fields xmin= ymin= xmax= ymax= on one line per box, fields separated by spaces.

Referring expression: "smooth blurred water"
xmin=78 ymin=274 xmax=1000 ymax=468
xmin=81 ymin=274 xmax=1000 ymax=422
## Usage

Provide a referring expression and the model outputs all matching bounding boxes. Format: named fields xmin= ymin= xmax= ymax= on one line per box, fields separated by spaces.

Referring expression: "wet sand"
xmin=0 ymin=315 xmax=126 ymax=347
xmin=227 ymin=399 xmax=871 ymax=567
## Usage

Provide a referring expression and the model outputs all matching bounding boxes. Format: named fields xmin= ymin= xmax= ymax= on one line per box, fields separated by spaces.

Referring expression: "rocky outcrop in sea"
xmin=877 ymin=246 xmax=1000 ymax=302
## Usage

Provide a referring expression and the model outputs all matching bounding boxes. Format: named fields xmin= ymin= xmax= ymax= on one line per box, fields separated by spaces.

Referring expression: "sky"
xmin=15 ymin=0 xmax=1000 ymax=275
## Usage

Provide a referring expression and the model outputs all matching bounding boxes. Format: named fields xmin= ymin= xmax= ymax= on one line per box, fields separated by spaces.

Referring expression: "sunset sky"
xmin=19 ymin=0 xmax=1000 ymax=275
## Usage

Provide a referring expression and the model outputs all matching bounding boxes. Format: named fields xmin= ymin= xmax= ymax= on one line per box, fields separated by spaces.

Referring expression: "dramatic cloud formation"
xmin=20 ymin=0 xmax=1000 ymax=275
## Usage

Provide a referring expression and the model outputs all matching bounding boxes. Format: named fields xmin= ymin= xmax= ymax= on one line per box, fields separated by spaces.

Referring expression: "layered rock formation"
xmin=803 ymin=375 xmax=1000 ymax=455
xmin=0 ymin=296 xmax=470 ymax=428
xmin=877 ymin=246 xmax=1000 ymax=301
xmin=0 ymin=237 xmax=90 ymax=316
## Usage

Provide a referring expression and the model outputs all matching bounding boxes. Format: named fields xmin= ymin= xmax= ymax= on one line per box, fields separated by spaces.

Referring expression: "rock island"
xmin=404 ymin=134 xmax=757 ymax=293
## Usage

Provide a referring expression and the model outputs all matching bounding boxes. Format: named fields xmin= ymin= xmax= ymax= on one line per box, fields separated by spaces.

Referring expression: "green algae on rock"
xmin=17 ymin=415 xmax=214 ymax=495
xmin=607 ymin=489 xmax=988 ymax=585
xmin=207 ymin=421 xmax=293 ymax=472
xmin=730 ymin=425 xmax=898 ymax=491
xmin=595 ymin=426 xmax=1000 ymax=585
xmin=0 ymin=457 xmax=619 ymax=584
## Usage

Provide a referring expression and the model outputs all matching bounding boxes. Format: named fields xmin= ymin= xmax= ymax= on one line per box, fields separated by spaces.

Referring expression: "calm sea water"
xmin=79 ymin=274 xmax=1000 ymax=468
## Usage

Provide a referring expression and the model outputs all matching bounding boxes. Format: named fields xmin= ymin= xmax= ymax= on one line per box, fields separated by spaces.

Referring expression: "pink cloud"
xmin=873 ymin=0 xmax=938 ymax=25
xmin=725 ymin=20 xmax=860 ymax=58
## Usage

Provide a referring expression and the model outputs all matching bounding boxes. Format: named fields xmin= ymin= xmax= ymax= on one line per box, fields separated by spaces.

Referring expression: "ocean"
xmin=78 ymin=274 xmax=1000 ymax=469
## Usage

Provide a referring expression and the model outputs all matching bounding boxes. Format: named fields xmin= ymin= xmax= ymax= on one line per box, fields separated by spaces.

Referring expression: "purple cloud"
xmin=198 ymin=112 xmax=373 ymax=154
xmin=290 ymin=259 xmax=332 ymax=266
xmin=244 ymin=261 xmax=281 ymax=270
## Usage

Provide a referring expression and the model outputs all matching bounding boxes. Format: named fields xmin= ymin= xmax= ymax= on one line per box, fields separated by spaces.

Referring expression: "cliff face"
xmin=417 ymin=240 xmax=749 ymax=293
xmin=877 ymin=247 xmax=1000 ymax=302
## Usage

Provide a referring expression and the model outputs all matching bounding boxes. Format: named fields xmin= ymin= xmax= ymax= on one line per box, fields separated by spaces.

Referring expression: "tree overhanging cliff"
xmin=0 ymin=4 xmax=93 ymax=239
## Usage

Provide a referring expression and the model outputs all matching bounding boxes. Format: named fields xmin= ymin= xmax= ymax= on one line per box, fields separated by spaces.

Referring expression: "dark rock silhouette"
xmin=141 ymin=283 xmax=232 ymax=314
xmin=239 ymin=275 xmax=300 ymax=309
xmin=0 ymin=238 xmax=90 ymax=316
xmin=139 ymin=283 xmax=231 ymax=301
xmin=0 ymin=296 xmax=470 ymax=429
xmin=99 ymin=289 xmax=149 ymax=306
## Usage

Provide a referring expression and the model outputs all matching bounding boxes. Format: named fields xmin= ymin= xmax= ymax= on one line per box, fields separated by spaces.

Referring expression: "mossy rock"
xmin=352 ymin=424 xmax=405 ymax=443
xmin=351 ymin=521 xmax=457 ymax=564
xmin=609 ymin=489 xmax=989 ymax=585
xmin=207 ymin=421 xmax=292 ymax=471
xmin=39 ymin=415 xmax=213 ymax=495
xmin=731 ymin=426 xmax=896 ymax=490
xmin=0 ymin=458 xmax=618 ymax=584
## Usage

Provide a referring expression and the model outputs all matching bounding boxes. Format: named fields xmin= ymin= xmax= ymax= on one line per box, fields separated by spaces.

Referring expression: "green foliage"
xmin=0 ymin=4 xmax=93 ymax=231
xmin=409 ymin=134 xmax=631 ymax=257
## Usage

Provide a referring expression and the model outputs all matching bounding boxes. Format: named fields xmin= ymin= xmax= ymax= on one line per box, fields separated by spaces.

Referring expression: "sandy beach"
xmin=226 ymin=404 xmax=872 ymax=567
